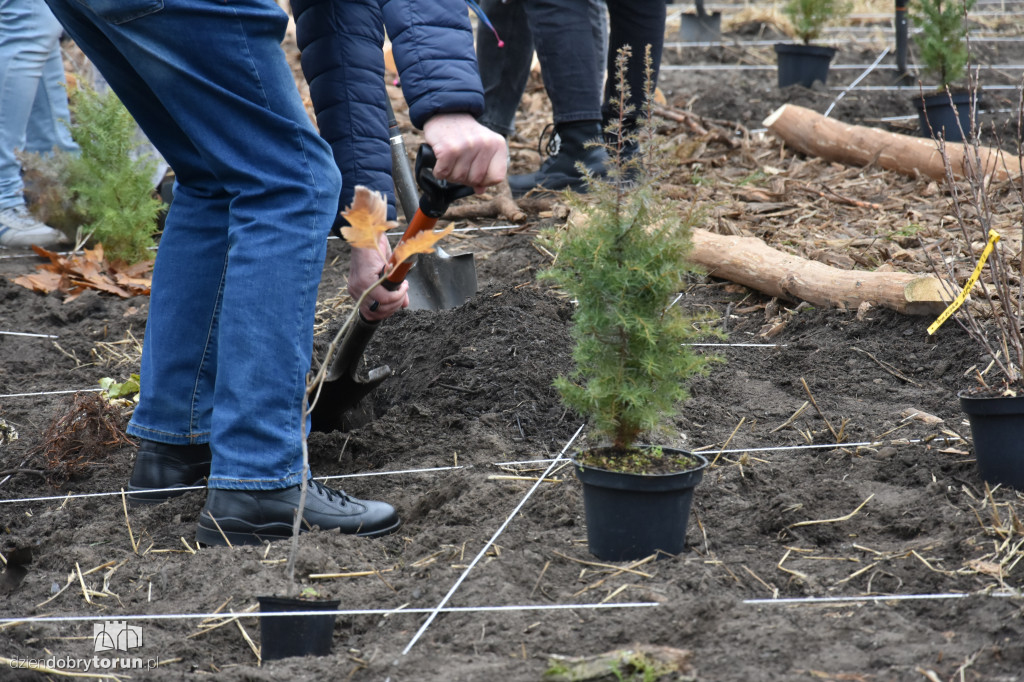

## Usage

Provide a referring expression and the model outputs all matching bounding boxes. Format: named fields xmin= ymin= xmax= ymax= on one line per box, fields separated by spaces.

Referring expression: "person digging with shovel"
xmin=42 ymin=0 xmax=505 ymax=547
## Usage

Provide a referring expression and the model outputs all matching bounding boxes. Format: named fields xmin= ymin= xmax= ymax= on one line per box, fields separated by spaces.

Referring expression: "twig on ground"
xmin=800 ymin=377 xmax=841 ymax=442
xmin=789 ymin=494 xmax=875 ymax=529
xmin=120 ymin=490 xmax=137 ymax=554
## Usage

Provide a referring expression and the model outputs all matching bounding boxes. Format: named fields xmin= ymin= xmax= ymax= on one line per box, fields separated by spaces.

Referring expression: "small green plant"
xmin=98 ymin=374 xmax=141 ymax=406
xmin=65 ymin=82 xmax=163 ymax=263
xmin=539 ymin=47 xmax=717 ymax=457
xmin=736 ymin=169 xmax=767 ymax=187
xmin=911 ymin=0 xmax=976 ymax=90
xmin=782 ymin=0 xmax=852 ymax=44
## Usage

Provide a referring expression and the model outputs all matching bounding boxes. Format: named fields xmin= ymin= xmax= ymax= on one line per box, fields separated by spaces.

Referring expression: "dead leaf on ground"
xmin=11 ymin=245 xmax=152 ymax=301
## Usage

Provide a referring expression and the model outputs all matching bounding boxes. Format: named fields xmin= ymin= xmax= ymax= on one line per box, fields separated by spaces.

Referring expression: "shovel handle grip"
xmin=382 ymin=209 xmax=438 ymax=289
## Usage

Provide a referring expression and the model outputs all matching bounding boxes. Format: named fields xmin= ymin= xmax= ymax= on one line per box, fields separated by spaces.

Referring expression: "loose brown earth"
xmin=3 ymin=9 xmax=1024 ymax=682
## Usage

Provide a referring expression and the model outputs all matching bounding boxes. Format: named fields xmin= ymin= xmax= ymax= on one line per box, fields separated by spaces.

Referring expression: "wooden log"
xmin=762 ymin=103 xmax=1020 ymax=183
xmin=691 ymin=228 xmax=951 ymax=316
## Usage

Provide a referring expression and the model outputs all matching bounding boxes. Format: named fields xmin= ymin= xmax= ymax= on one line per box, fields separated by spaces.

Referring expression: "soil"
xmin=3 ymin=10 xmax=1024 ymax=682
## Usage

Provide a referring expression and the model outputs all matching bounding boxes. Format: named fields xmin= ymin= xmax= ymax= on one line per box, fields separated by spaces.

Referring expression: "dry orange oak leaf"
xmin=340 ymin=185 xmax=453 ymax=272
xmin=340 ymin=186 xmax=396 ymax=253
xmin=393 ymin=224 xmax=453 ymax=266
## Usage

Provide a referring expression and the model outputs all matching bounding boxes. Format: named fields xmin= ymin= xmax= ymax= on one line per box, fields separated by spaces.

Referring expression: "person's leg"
xmin=47 ymin=0 xmax=399 ymax=541
xmin=0 ymin=0 xmax=70 ymax=246
xmin=45 ymin=0 xmax=338 ymax=489
xmin=588 ymin=0 xmax=609 ymax=97
xmin=507 ymin=0 xmax=608 ymax=196
xmin=476 ymin=0 xmax=534 ymax=138
xmin=0 ymin=0 xmax=64 ymax=210
xmin=602 ymin=0 xmax=666 ymax=132
xmin=23 ymin=38 xmax=78 ymax=155
xmin=526 ymin=0 xmax=602 ymax=125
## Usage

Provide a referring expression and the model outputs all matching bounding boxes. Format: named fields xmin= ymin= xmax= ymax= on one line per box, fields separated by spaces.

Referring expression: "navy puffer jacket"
xmin=292 ymin=0 xmax=485 ymax=220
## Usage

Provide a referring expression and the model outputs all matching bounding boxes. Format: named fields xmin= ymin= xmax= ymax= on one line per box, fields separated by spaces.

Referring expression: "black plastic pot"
xmin=774 ymin=43 xmax=837 ymax=88
xmin=959 ymin=391 xmax=1024 ymax=491
xmin=574 ymin=448 xmax=709 ymax=561
xmin=257 ymin=596 xmax=339 ymax=660
xmin=678 ymin=11 xmax=721 ymax=42
xmin=914 ymin=91 xmax=977 ymax=142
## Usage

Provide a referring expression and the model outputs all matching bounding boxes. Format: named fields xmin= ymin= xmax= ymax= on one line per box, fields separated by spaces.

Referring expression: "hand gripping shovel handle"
xmin=310 ymin=144 xmax=472 ymax=432
xmin=381 ymin=144 xmax=475 ymax=289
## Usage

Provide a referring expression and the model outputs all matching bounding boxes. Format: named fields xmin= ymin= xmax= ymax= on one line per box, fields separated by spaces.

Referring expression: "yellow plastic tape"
xmin=927 ymin=229 xmax=1001 ymax=335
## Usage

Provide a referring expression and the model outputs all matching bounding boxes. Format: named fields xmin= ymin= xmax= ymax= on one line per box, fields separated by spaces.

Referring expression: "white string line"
xmin=16 ymin=433 xmax=933 ymax=506
xmin=491 ymin=436 xmax=964 ymax=468
xmin=661 ymin=62 xmax=1024 ymax=72
xmin=383 ymin=223 xmax=522 ymax=237
xmin=665 ymin=36 xmax=1024 ymax=49
xmin=0 ymin=433 xmax=964 ymax=505
xmin=0 ymin=331 xmax=59 ymax=339
xmin=2 ymin=224 xmax=523 ymax=258
xmin=0 ymin=601 xmax=658 ymax=627
xmin=833 ymin=84 xmax=1021 ymax=92
xmin=825 ymin=47 xmax=891 ymax=118
xmin=1 ymin=388 xmax=102 ymax=398
xmin=745 ymin=591 xmax=1021 ymax=605
xmin=401 ymin=423 xmax=586 ymax=656
xmin=685 ymin=343 xmax=786 ymax=347
xmin=0 ymin=466 xmax=467 ymax=506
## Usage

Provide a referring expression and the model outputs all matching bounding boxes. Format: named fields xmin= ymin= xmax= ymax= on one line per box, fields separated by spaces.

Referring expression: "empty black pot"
xmin=774 ymin=43 xmax=837 ymax=88
xmin=574 ymin=448 xmax=708 ymax=561
xmin=914 ymin=91 xmax=977 ymax=142
xmin=258 ymin=596 xmax=339 ymax=660
xmin=959 ymin=391 xmax=1024 ymax=490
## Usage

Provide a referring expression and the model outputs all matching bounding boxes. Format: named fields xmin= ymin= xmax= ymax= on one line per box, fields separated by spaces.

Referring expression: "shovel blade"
xmin=309 ymin=364 xmax=392 ymax=433
xmin=405 ymin=246 xmax=477 ymax=311
xmin=308 ymin=314 xmax=392 ymax=433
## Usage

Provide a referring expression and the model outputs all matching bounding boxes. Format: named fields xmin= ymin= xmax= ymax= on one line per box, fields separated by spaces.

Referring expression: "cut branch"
xmin=691 ymin=228 xmax=952 ymax=316
xmin=763 ymin=104 xmax=1019 ymax=183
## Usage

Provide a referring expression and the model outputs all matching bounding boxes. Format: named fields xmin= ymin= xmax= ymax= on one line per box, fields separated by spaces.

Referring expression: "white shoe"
xmin=0 ymin=206 xmax=69 ymax=249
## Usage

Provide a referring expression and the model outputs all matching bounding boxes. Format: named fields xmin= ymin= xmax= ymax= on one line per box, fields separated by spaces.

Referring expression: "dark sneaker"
xmin=195 ymin=480 xmax=401 ymax=547
xmin=126 ymin=440 xmax=212 ymax=506
xmin=508 ymin=121 xmax=607 ymax=198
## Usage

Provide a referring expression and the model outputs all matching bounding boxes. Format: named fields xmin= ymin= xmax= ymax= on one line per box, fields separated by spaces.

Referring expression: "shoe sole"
xmin=509 ymin=177 xmax=589 ymax=199
xmin=195 ymin=515 xmax=402 ymax=547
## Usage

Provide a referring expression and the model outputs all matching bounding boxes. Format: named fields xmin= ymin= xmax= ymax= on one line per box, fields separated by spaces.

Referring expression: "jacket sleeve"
xmin=382 ymin=0 xmax=485 ymax=129
xmin=292 ymin=0 xmax=485 ymax=222
xmin=293 ymin=0 xmax=393 ymax=218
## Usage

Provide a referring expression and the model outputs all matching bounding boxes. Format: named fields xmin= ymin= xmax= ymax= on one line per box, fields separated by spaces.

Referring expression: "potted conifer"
xmin=539 ymin=49 xmax=717 ymax=561
xmin=911 ymin=0 xmax=978 ymax=142
xmin=774 ymin=0 xmax=851 ymax=88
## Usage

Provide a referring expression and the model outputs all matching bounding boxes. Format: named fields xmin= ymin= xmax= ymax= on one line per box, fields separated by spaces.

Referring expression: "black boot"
xmin=508 ymin=121 xmax=607 ymax=198
xmin=195 ymin=480 xmax=401 ymax=546
xmin=127 ymin=440 xmax=212 ymax=506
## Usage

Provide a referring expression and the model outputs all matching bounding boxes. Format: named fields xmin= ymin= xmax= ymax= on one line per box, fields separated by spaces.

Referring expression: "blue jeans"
xmin=0 ymin=0 xmax=79 ymax=210
xmin=44 ymin=0 xmax=342 ymax=490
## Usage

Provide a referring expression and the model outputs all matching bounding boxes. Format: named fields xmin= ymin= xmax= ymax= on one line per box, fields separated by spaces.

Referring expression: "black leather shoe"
xmin=195 ymin=479 xmax=401 ymax=547
xmin=127 ymin=440 xmax=212 ymax=506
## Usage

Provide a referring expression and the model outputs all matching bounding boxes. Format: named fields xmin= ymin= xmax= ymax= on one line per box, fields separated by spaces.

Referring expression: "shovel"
xmin=386 ymin=98 xmax=478 ymax=310
xmin=309 ymin=144 xmax=475 ymax=432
